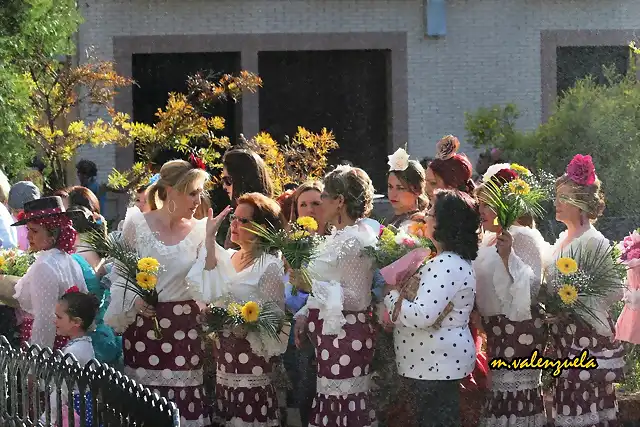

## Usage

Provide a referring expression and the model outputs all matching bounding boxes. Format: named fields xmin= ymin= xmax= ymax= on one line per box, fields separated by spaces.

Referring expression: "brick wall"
xmin=77 ymin=0 xmax=640 ymax=207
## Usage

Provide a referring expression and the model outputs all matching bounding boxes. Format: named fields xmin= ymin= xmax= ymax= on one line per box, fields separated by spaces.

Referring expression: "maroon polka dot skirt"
xmin=123 ymin=300 xmax=209 ymax=427
xmin=212 ymin=331 xmax=280 ymax=426
xmin=21 ymin=317 xmax=69 ymax=350
xmin=306 ymin=308 xmax=377 ymax=427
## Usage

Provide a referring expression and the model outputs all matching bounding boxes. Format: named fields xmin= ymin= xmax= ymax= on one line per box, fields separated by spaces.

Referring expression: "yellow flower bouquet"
xmin=479 ymin=163 xmax=554 ymax=230
xmin=543 ymin=241 xmax=626 ymax=326
xmin=84 ymin=231 xmax=163 ymax=338
xmin=201 ymin=297 xmax=285 ymax=342
xmin=247 ymin=216 xmax=325 ymax=293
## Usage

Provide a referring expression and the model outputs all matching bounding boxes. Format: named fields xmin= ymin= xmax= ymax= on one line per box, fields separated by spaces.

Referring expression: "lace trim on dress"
xmin=491 ymin=369 xmax=541 ymax=393
xmin=307 ymin=281 xmax=345 ymax=335
xmin=211 ymin=416 xmax=279 ymax=427
xmin=216 ymin=371 xmax=272 ymax=388
xmin=245 ymin=328 xmax=290 ymax=361
xmin=480 ymin=413 xmax=546 ymax=427
xmin=123 ymin=366 xmax=203 ymax=387
xmin=554 ymin=407 xmax=617 ymax=427
xmin=316 ymin=374 xmax=372 ymax=397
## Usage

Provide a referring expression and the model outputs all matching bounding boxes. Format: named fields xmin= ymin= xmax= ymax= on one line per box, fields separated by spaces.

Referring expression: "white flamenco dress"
xmin=103 ymin=207 xmax=210 ymax=427
xmin=186 ymin=243 xmax=287 ymax=427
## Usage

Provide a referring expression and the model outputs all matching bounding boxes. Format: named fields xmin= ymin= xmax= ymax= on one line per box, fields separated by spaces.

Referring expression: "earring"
xmin=168 ymin=200 xmax=176 ymax=214
xmin=337 ymin=212 xmax=342 ymax=225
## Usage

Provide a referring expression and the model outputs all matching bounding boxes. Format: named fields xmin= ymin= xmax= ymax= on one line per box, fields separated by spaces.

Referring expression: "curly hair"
xmin=556 ymin=174 xmax=605 ymax=220
xmin=323 ymin=165 xmax=375 ymax=220
xmin=432 ymin=189 xmax=481 ymax=261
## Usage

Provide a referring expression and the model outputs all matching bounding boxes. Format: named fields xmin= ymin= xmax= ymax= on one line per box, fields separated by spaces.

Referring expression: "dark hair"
xmin=432 ymin=189 xmax=480 ymax=261
xmin=389 ymin=160 xmax=428 ymax=211
xmin=69 ymin=205 xmax=106 ymax=236
xmin=223 ymin=149 xmax=274 ymax=203
xmin=59 ymin=292 xmax=100 ymax=331
xmin=68 ymin=186 xmax=101 ymax=214
xmin=75 ymin=160 xmax=98 ymax=178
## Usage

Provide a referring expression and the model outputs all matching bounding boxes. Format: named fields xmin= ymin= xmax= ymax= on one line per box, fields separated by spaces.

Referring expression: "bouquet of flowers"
xmin=247 ymin=216 xmax=324 ymax=293
xmin=84 ymin=231 xmax=163 ymax=338
xmin=0 ymin=249 xmax=36 ymax=277
xmin=480 ymin=163 xmax=554 ymax=229
xmin=618 ymin=228 xmax=640 ymax=266
xmin=364 ymin=222 xmax=436 ymax=270
xmin=201 ymin=297 xmax=285 ymax=342
xmin=544 ymin=240 xmax=626 ymax=327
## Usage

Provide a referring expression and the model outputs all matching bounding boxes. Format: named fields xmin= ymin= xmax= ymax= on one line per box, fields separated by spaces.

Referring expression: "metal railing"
xmin=0 ymin=336 xmax=180 ymax=426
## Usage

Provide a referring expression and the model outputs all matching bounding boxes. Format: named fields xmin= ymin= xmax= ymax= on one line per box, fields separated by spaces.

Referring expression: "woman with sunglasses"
xmin=220 ymin=148 xmax=275 ymax=249
xmin=292 ymin=165 xmax=379 ymax=427
xmin=187 ymin=192 xmax=287 ymax=426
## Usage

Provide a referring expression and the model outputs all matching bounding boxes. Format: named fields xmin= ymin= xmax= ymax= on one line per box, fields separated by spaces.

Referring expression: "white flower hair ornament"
xmin=482 ymin=163 xmax=512 ymax=183
xmin=388 ymin=147 xmax=411 ymax=172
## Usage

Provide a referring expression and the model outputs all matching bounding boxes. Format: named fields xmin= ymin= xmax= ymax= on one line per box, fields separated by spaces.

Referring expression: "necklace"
xmin=62 ymin=335 xmax=92 ymax=351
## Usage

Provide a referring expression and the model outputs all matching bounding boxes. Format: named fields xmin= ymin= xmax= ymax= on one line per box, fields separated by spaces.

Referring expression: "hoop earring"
xmin=168 ymin=200 xmax=176 ymax=214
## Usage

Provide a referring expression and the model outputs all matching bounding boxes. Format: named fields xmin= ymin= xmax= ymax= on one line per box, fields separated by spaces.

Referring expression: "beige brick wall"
xmin=77 ymin=0 xmax=640 ymax=183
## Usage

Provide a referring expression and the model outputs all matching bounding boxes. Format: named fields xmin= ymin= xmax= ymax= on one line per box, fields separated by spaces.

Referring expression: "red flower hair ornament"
xmin=566 ymin=154 xmax=596 ymax=186
xmin=189 ymin=153 xmax=207 ymax=170
xmin=65 ymin=286 xmax=80 ymax=295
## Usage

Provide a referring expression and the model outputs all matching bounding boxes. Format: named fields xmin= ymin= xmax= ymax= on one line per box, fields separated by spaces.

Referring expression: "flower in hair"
xmin=435 ymin=135 xmax=460 ymax=160
xmin=482 ymin=163 xmax=512 ymax=183
xmin=566 ymin=154 xmax=596 ymax=186
xmin=189 ymin=153 xmax=207 ymax=170
xmin=388 ymin=148 xmax=410 ymax=172
xmin=148 ymin=173 xmax=160 ymax=186
xmin=65 ymin=286 xmax=80 ymax=295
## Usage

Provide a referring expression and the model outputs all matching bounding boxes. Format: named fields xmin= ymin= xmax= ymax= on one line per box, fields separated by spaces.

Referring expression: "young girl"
xmin=43 ymin=289 xmax=99 ymax=427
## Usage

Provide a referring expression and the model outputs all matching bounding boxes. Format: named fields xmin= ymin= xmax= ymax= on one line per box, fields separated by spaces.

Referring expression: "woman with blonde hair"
xmin=293 ymin=165 xmax=379 ymax=427
xmin=104 ymin=157 xmax=211 ymax=427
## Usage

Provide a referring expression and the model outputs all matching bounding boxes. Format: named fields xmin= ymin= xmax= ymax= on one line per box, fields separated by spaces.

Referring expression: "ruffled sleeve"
xmin=103 ymin=209 xmax=142 ymax=333
xmin=493 ymin=227 xmax=544 ymax=321
xmin=185 ymin=243 xmax=236 ymax=303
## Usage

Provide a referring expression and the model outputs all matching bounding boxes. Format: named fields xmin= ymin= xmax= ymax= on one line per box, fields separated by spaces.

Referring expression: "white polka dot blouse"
xmin=384 ymin=252 xmax=477 ymax=381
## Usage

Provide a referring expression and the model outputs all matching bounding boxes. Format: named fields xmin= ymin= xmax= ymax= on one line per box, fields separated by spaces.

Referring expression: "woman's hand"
xmin=135 ymin=298 xmax=156 ymax=318
xmin=206 ymin=206 xmax=233 ymax=250
xmin=294 ymin=315 xmax=308 ymax=348
xmin=496 ymin=230 xmax=513 ymax=265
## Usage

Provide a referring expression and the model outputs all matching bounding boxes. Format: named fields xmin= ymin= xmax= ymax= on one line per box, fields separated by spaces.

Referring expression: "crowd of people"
xmin=0 ymin=139 xmax=628 ymax=427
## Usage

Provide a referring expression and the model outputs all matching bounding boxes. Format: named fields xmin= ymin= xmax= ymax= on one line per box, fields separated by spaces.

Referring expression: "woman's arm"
xmin=185 ymin=244 xmax=234 ymax=303
xmin=384 ymin=258 xmax=464 ymax=329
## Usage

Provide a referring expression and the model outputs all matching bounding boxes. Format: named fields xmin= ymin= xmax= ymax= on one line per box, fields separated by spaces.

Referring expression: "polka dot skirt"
xmin=123 ymin=300 xmax=209 ymax=426
xmin=551 ymin=316 xmax=624 ymax=426
xmin=306 ymin=308 xmax=376 ymax=427
xmin=212 ymin=331 xmax=280 ymax=426
xmin=480 ymin=309 xmax=546 ymax=425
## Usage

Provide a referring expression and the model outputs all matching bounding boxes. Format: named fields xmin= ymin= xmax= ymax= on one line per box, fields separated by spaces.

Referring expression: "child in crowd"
xmin=42 ymin=289 xmax=99 ymax=427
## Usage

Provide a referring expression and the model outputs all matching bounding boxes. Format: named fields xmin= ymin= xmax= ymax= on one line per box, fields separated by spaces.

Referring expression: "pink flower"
xmin=625 ymin=247 xmax=640 ymax=261
xmin=378 ymin=225 xmax=385 ymax=238
xmin=402 ymin=238 xmax=416 ymax=248
xmin=566 ymin=154 xmax=596 ymax=186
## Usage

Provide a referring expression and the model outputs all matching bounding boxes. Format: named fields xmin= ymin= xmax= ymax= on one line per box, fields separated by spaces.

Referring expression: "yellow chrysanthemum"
xmin=291 ymin=230 xmax=310 ymax=240
xmin=558 ymin=284 xmax=579 ymax=305
xmin=227 ymin=302 xmax=243 ymax=316
xmin=136 ymin=272 xmax=157 ymax=290
xmin=296 ymin=216 xmax=319 ymax=231
xmin=211 ymin=116 xmax=226 ymax=130
xmin=241 ymin=301 xmax=260 ymax=323
xmin=508 ymin=179 xmax=531 ymax=195
xmin=0 ymin=257 xmax=5 ymax=269
xmin=138 ymin=257 xmax=160 ymax=273
xmin=510 ymin=163 xmax=531 ymax=176
xmin=556 ymin=257 xmax=578 ymax=275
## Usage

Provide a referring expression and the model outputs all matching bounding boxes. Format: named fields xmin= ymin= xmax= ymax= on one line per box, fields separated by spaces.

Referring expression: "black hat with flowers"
xmin=10 ymin=196 xmax=88 ymax=226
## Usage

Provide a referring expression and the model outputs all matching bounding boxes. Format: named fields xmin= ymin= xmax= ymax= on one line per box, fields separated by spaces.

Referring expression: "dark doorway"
xmin=556 ymin=46 xmax=629 ymax=96
xmin=258 ymin=50 xmax=390 ymax=190
xmin=131 ymin=52 xmax=242 ymax=162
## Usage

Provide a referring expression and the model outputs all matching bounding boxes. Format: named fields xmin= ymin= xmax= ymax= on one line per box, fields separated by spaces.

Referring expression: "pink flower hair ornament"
xmin=566 ymin=154 xmax=596 ymax=186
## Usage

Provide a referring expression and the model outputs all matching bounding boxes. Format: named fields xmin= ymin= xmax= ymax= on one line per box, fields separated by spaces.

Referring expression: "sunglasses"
xmin=229 ymin=213 xmax=251 ymax=225
xmin=222 ymin=176 xmax=233 ymax=187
